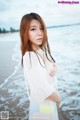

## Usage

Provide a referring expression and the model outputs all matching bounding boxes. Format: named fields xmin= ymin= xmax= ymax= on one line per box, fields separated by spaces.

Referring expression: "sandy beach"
xmin=0 ymin=41 xmax=17 ymax=84
xmin=0 ymin=33 xmax=29 ymax=119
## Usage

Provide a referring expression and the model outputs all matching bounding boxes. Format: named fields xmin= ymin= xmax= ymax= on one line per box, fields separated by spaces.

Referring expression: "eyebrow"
xmin=30 ymin=25 xmax=36 ymax=28
xmin=30 ymin=25 xmax=42 ymax=28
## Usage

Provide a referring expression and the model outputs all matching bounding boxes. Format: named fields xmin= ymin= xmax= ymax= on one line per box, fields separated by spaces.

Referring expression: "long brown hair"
xmin=20 ymin=12 xmax=55 ymax=65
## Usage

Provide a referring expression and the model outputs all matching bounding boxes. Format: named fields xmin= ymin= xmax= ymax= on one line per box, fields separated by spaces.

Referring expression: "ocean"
xmin=0 ymin=23 xmax=80 ymax=120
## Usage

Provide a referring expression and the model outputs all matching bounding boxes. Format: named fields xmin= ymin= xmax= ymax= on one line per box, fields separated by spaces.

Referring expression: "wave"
xmin=47 ymin=23 xmax=80 ymax=29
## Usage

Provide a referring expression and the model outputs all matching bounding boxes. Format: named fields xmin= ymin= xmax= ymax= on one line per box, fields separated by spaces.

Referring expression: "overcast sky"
xmin=0 ymin=0 xmax=80 ymax=30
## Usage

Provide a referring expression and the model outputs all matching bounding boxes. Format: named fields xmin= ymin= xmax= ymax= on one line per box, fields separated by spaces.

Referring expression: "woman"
xmin=20 ymin=12 xmax=62 ymax=120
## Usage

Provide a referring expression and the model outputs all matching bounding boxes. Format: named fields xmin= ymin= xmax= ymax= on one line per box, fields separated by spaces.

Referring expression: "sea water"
xmin=0 ymin=24 xmax=80 ymax=120
xmin=48 ymin=24 xmax=80 ymax=120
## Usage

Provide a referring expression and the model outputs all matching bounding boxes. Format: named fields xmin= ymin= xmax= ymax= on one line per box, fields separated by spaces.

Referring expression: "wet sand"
xmin=58 ymin=108 xmax=68 ymax=120
xmin=0 ymin=41 xmax=17 ymax=84
xmin=0 ymin=39 xmax=29 ymax=119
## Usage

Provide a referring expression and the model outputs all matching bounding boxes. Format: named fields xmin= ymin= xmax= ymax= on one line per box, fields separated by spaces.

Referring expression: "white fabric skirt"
xmin=29 ymin=98 xmax=59 ymax=120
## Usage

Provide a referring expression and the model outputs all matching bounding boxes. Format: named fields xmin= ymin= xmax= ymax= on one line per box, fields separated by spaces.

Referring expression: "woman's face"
xmin=28 ymin=19 xmax=44 ymax=50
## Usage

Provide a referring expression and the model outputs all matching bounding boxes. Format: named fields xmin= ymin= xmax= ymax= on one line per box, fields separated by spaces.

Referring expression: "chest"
xmin=37 ymin=50 xmax=55 ymax=73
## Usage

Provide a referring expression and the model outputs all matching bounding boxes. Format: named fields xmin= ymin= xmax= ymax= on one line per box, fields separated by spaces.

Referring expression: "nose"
xmin=37 ymin=29 xmax=42 ymax=36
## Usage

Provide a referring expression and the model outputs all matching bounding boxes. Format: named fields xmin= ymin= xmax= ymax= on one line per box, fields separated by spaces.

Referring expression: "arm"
xmin=46 ymin=91 xmax=62 ymax=103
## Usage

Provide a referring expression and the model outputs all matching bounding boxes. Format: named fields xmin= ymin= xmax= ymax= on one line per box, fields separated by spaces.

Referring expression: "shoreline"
xmin=0 ymin=40 xmax=17 ymax=85
xmin=0 ymin=34 xmax=67 ymax=120
xmin=0 ymin=38 xmax=67 ymax=120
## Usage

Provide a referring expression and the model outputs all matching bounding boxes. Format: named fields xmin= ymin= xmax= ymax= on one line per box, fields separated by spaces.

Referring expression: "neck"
xmin=32 ymin=44 xmax=40 ymax=51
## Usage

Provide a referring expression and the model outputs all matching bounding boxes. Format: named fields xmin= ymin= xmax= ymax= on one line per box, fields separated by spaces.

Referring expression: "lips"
xmin=36 ymin=38 xmax=43 ymax=41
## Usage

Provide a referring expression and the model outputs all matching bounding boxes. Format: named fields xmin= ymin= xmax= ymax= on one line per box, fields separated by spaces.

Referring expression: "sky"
xmin=0 ymin=0 xmax=80 ymax=30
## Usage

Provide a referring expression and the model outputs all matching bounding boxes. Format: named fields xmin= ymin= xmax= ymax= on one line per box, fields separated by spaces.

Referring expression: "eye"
xmin=40 ymin=27 xmax=43 ymax=31
xmin=30 ymin=28 xmax=36 ymax=31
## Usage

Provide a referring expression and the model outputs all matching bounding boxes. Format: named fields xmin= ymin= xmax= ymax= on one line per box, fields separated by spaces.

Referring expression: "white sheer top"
xmin=23 ymin=48 xmax=58 ymax=104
